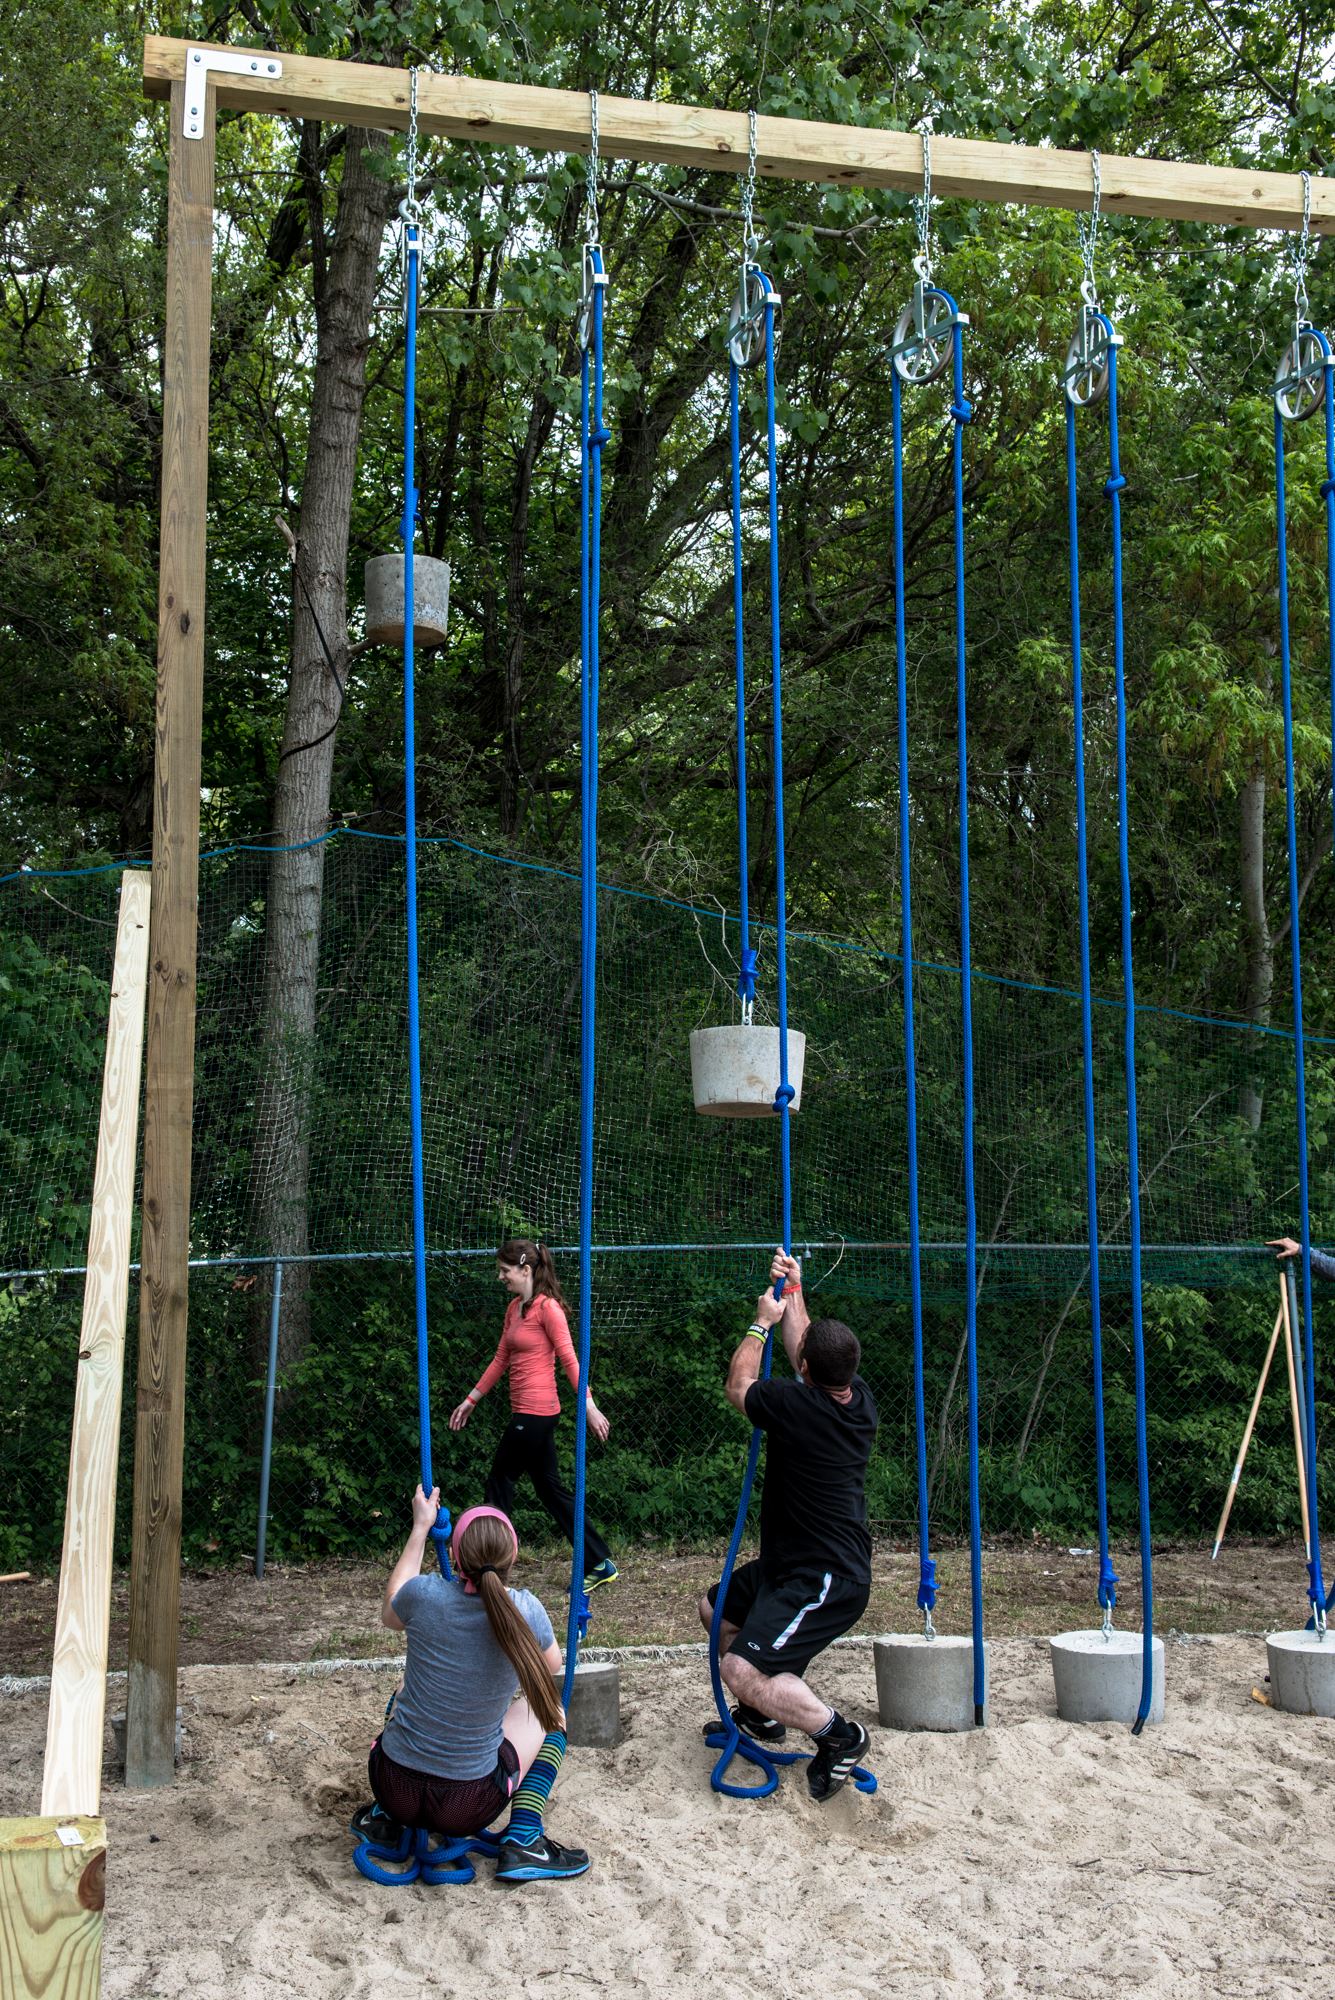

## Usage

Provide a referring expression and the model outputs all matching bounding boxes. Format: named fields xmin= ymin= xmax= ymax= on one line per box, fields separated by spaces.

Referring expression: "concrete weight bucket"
xmin=689 ymin=1025 xmax=805 ymax=1119
xmin=364 ymin=553 xmax=451 ymax=649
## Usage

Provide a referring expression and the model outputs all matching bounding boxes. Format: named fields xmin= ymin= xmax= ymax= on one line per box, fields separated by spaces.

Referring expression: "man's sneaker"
xmin=806 ymin=1719 xmax=871 ymax=1803
xmin=584 ymin=1558 xmax=619 ymax=1594
xmin=700 ymin=1701 xmax=786 ymax=1744
xmin=495 ymin=1833 xmax=591 ymax=1883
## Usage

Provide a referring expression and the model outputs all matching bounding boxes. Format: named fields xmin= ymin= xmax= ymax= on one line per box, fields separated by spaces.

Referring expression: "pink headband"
xmin=452 ymin=1505 xmax=519 ymax=1593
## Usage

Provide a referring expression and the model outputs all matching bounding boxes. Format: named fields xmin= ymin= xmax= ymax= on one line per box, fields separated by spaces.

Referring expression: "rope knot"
xmin=1104 ymin=471 xmax=1128 ymax=497
xmin=773 ymin=1081 xmax=796 ymax=1109
xmin=736 ymin=948 xmax=759 ymax=1002
xmin=1321 ymin=478 xmax=1335 ymax=502
xmin=399 ymin=486 xmax=420 ymax=546
xmin=1098 ymin=1556 xmax=1119 ymax=1608
xmin=588 ymin=422 xmax=612 ymax=451
xmin=951 ymin=396 xmax=973 ymax=425
xmin=916 ymin=1557 xmax=938 ymax=1611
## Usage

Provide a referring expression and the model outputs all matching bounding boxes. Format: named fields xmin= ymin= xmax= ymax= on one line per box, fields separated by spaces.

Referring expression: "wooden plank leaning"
xmin=41 ymin=870 xmax=152 ymax=1819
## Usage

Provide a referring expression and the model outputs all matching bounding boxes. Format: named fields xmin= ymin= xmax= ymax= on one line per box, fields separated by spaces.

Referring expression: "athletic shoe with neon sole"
xmin=806 ymin=1718 xmax=871 ymax=1803
xmin=583 ymin=1558 xmax=619 ymax=1594
xmin=495 ymin=1833 xmax=591 ymax=1883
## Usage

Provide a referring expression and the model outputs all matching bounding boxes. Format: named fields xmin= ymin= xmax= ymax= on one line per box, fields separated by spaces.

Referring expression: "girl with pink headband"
xmin=359 ymin=1484 xmax=591 ymax=1883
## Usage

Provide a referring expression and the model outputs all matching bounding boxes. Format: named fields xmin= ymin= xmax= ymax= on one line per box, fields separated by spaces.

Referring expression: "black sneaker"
xmin=349 ymin=1802 xmax=402 ymax=1844
xmin=495 ymin=1833 xmax=591 ymax=1883
xmin=700 ymin=1702 xmax=786 ymax=1745
xmin=806 ymin=1719 xmax=871 ymax=1802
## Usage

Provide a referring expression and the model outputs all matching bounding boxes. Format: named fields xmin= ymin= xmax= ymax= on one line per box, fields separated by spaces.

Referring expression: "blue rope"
xmin=1064 ymin=396 xmax=1117 ymax=1622
xmin=947 ymin=306 xmax=985 ymax=1726
xmin=1103 ymin=335 xmax=1155 ymax=1728
xmin=565 ymin=247 xmax=610 ymax=1700
xmin=401 ymin=223 xmax=451 ymax=1570
xmin=730 ymin=361 xmax=757 ymax=1008
xmin=890 ymin=369 xmax=934 ymax=1622
xmin=1275 ymin=331 xmax=1329 ymax=1630
xmin=706 ymin=273 xmax=812 ymax=1793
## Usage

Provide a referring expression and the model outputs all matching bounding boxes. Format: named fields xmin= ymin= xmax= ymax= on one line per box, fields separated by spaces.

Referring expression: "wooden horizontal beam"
xmin=0 ymin=1818 xmax=105 ymax=2000
xmin=143 ymin=35 xmax=1332 ymax=233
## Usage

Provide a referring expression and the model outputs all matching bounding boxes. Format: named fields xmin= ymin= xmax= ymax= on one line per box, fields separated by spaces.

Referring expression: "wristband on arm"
xmin=745 ymin=1325 xmax=768 ymax=1343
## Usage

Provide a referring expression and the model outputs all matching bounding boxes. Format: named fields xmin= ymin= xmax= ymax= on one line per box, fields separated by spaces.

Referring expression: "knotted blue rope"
xmin=1064 ymin=386 xmax=1116 ymax=1623
xmin=1104 ymin=335 xmax=1156 ymax=1728
xmin=565 ymin=246 xmax=611 ymax=1702
xmin=890 ymin=369 xmax=935 ymax=1625
xmin=946 ymin=306 xmax=986 ymax=1727
xmin=1275 ymin=327 xmax=1330 ymax=1634
xmin=401 ymin=221 xmax=451 ymax=1571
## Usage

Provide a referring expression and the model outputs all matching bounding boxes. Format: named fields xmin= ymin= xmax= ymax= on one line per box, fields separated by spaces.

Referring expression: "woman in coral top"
xmin=449 ymin=1238 xmax=618 ymax=1595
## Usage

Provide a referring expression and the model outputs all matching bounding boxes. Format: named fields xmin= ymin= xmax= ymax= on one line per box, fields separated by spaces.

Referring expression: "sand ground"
xmin=4 ymin=1631 xmax=1333 ymax=2000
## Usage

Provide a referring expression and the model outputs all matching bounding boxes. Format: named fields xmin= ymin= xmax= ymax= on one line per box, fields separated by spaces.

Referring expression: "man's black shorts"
xmin=707 ymin=1559 xmax=869 ymax=1678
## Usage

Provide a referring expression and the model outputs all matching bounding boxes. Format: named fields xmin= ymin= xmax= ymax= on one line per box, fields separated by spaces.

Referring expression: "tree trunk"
xmin=252 ymin=124 xmax=396 ymax=1376
xmin=1239 ymin=764 xmax=1271 ymax=1131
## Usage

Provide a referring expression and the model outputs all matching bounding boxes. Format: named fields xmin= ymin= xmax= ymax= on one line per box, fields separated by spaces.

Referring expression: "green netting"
xmin=1 ymin=831 xmax=1330 ymax=1577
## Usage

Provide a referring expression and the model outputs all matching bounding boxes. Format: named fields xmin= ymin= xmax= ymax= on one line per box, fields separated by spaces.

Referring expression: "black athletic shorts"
xmin=707 ymin=1559 xmax=870 ymax=1678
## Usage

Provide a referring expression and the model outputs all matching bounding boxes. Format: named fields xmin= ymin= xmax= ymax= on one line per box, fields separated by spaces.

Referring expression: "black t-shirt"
xmin=743 ymin=1373 xmax=878 ymax=1586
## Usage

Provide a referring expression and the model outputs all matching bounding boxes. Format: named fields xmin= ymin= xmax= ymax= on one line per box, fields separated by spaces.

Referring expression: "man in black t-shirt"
xmin=699 ymin=1249 xmax=876 ymax=1801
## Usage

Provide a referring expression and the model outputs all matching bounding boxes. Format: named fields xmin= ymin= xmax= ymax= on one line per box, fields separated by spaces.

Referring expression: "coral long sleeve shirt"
xmin=470 ymin=1295 xmax=582 ymax=1417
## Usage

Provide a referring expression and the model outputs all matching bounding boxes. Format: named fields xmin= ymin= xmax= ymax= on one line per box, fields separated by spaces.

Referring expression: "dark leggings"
xmin=483 ymin=1413 xmax=612 ymax=1574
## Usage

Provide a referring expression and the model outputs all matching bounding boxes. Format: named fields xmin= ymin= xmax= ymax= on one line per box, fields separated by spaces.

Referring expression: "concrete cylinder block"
xmin=560 ymin=1661 xmax=621 ymax=1748
xmin=364 ymin=554 xmax=451 ymax=649
xmin=1049 ymin=1629 xmax=1165 ymax=1725
xmin=1266 ymin=1628 xmax=1335 ymax=1717
xmin=689 ymin=1025 xmax=806 ymax=1119
xmin=874 ymin=1634 xmax=987 ymax=1732
xmin=110 ymin=1707 xmax=184 ymax=1772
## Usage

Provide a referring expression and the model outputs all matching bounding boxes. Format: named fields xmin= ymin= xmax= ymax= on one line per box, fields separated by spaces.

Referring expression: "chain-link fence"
xmin=2 ymin=832 xmax=1329 ymax=1570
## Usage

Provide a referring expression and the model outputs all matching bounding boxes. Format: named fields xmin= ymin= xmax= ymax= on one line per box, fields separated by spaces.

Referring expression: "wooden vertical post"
xmin=0 ymin=1818 xmax=105 ymax=2000
xmin=42 ymin=873 xmax=151 ymax=1818
xmin=125 ymin=77 xmax=215 ymax=1790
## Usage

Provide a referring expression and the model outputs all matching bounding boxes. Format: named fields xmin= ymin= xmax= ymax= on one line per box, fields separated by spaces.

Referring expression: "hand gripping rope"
xmin=704 ymin=121 xmax=874 ymax=1798
xmin=1062 ymin=158 xmax=1157 ymax=1727
xmin=400 ymin=69 xmax=453 ymax=1573
xmin=565 ymin=93 xmax=612 ymax=1701
xmin=1061 ymin=152 xmax=1120 ymax=1638
xmin=1273 ymin=170 xmax=1329 ymax=1637
xmin=888 ymin=127 xmax=984 ymax=1724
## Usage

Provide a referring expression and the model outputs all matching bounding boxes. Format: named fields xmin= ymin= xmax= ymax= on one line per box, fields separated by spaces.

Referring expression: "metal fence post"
xmin=254 ymin=1261 xmax=283 ymax=1579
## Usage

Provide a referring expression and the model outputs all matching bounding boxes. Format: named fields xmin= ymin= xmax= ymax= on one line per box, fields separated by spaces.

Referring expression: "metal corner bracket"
xmin=183 ymin=48 xmax=283 ymax=140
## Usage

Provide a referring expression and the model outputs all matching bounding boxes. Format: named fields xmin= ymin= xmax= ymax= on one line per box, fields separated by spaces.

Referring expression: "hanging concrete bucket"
xmin=689 ymin=1025 xmax=805 ymax=1119
xmin=364 ymin=554 xmax=451 ymax=649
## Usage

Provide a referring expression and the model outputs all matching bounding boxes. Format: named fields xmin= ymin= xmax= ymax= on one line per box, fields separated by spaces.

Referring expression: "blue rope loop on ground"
xmin=352 ymin=1822 xmax=502 ymax=1888
xmin=400 ymin=223 xmax=453 ymax=1577
xmin=890 ymin=366 xmax=935 ymax=1622
xmin=566 ymin=245 xmax=611 ymax=1704
xmin=1065 ymin=371 xmax=1114 ymax=1628
xmin=1275 ymin=322 xmax=1332 ymax=1625
xmin=703 ymin=1722 xmax=878 ymax=1799
xmin=1101 ymin=328 xmax=1157 ymax=1730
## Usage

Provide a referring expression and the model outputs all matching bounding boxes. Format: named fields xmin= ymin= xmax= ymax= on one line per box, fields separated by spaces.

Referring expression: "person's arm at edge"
xmin=1267 ymin=1236 xmax=1335 ymax=1284
xmin=725 ymin=1287 xmax=786 ymax=1414
xmin=381 ymin=1484 xmax=438 ymax=1630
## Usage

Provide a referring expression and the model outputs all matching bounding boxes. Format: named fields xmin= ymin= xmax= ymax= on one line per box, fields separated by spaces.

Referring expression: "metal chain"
xmin=1077 ymin=149 xmax=1101 ymax=307
xmin=741 ymin=107 xmax=759 ymax=265
xmin=1294 ymin=168 xmax=1314 ymax=332
xmin=585 ymin=89 xmax=600 ymax=244
xmin=401 ymin=65 xmax=421 ymax=226
xmin=913 ymin=123 xmax=933 ymax=280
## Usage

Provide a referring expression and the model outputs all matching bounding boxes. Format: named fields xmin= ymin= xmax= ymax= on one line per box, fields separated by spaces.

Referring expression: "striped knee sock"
xmin=504 ymin=1730 xmax=566 ymax=1845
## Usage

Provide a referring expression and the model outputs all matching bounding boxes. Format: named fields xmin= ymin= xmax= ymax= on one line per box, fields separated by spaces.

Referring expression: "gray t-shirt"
xmin=381 ymin=1572 xmax=555 ymax=1781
